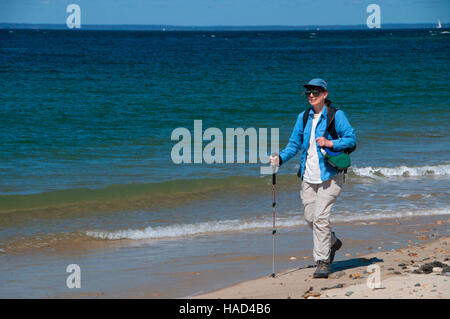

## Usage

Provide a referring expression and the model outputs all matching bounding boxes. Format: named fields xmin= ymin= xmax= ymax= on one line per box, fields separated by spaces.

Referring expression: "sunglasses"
xmin=304 ymin=89 xmax=323 ymax=97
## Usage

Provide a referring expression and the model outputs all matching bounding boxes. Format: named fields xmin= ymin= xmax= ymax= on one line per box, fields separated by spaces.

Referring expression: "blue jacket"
xmin=279 ymin=106 xmax=356 ymax=181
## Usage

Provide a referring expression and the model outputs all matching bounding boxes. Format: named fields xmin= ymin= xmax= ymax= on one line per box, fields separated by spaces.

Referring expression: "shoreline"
xmin=1 ymin=214 xmax=448 ymax=298
xmin=190 ymin=234 xmax=450 ymax=299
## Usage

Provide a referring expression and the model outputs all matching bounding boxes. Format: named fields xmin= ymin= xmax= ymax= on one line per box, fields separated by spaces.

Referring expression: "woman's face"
xmin=306 ymin=87 xmax=328 ymax=108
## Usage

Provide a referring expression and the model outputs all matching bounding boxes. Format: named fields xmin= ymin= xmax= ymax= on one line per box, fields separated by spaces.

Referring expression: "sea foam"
xmin=351 ymin=163 xmax=450 ymax=178
xmin=86 ymin=207 xmax=450 ymax=240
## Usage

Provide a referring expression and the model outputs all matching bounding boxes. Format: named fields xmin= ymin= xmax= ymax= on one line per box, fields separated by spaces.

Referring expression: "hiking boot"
xmin=313 ymin=260 xmax=330 ymax=278
xmin=329 ymin=233 xmax=342 ymax=264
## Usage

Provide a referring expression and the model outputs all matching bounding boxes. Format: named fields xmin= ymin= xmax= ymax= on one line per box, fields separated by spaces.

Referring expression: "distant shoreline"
xmin=0 ymin=22 xmax=447 ymax=31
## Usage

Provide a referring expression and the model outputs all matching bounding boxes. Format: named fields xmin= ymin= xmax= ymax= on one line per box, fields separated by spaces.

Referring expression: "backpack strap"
xmin=302 ymin=107 xmax=312 ymax=130
xmin=324 ymin=106 xmax=339 ymax=140
xmin=297 ymin=109 xmax=312 ymax=178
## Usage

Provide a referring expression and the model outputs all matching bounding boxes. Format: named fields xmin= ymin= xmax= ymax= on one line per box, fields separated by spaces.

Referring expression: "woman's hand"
xmin=316 ymin=137 xmax=334 ymax=148
xmin=270 ymin=154 xmax=280 ymax=167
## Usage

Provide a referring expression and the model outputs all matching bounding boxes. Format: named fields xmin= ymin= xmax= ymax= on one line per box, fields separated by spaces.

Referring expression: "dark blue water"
xmin=1 ymin=29 xmax=449 ymax=195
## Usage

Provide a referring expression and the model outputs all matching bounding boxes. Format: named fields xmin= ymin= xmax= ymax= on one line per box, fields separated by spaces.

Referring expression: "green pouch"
xmin=326 ymin=153 xmax=351 ymax=170
xmin=322 ymin=150 xmax=351 ymax=171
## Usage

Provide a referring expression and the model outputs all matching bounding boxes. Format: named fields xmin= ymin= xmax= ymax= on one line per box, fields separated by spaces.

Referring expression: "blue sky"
xmin=0 ymin=0 xmax=448 ymax=25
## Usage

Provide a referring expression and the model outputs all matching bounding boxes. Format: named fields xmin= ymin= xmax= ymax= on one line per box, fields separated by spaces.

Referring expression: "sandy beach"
xmin=192 ymin=234 xmax=450 ymax=299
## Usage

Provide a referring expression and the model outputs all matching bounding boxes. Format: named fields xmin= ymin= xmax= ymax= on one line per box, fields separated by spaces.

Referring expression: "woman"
xmin=270 ymin=78 xmax=356 ymax=278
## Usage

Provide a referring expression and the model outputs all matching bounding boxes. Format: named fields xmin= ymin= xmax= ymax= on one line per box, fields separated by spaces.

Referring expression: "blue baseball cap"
xmin=304 ymin=78 xmax=328 ymax=91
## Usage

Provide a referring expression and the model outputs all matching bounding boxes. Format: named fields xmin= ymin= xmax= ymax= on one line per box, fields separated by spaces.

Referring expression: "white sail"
xmin=437 ymin=20 xmax=442 ymax=29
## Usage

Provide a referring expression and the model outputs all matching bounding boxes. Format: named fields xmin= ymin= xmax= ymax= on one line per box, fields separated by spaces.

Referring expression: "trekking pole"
xmin=271 ymin=166 xmax=277 ymax=278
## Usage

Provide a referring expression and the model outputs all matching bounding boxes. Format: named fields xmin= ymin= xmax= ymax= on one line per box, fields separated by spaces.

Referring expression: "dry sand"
xmin=192 ymin=236 xmax=450 ymax=299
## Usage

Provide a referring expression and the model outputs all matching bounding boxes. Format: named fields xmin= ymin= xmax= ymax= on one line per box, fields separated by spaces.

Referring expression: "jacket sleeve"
xmin=331 ymin=110 xmax=356 ymax=151
xmin=279 ymin=112 xmax=304 ymax=165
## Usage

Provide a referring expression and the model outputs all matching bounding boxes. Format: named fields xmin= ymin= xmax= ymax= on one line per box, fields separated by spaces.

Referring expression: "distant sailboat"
xmin=437 ymin=20 xmax=442 ymax=29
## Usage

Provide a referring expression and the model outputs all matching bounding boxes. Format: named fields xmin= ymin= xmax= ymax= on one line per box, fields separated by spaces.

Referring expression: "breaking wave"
xmin=86 ymin=207 xmax=450 ymax=240
xmin=350 ymin=163 xmax=450 ymax=178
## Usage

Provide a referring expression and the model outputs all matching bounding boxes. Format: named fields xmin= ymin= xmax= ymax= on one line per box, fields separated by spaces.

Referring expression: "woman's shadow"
xmin=331 ymin=257 xmax=384 ymax=273
xmin=277 ymin=257 xmax=384 ymax=277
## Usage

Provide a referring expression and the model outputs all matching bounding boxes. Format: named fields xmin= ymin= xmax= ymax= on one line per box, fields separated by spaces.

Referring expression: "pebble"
xmin=432 ymin=267 xmax=443 ymax=273
xmin=420 ymin=264 xmax=433 ymax=274
xmin=321 ymin=283 xmax=344 ymax=291
xmin=414 ymin=283 xmax=421 ymax=287
xmin=304 ymin=292 xmax=321 ymax=299
xmin=373 ymin=285 xmax=386 ymax=290
xmin=345 ymin=291 xmax=354 ymax=296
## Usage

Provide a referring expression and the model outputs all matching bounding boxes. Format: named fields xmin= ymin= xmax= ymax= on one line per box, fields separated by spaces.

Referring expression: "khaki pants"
xmin=300 ymin=173 xmax=344 ymax=262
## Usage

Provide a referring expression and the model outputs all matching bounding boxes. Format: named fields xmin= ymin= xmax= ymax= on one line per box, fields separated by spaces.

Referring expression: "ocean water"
xmin=0 ymin=29 xmax=449 ymax=297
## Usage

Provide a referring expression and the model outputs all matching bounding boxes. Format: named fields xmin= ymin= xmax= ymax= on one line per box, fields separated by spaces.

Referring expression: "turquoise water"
xmin=0 ymin=28 xmax=449 ymax=297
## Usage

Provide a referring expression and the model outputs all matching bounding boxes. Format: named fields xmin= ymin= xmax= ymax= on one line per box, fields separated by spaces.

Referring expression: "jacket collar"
xmin=308 ymin=105 xmax=327 ymax=119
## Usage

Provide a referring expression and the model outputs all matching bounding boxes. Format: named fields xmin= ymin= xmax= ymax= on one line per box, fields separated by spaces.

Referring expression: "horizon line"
xmin=0 ymin=21 xmax=447 ymax=30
